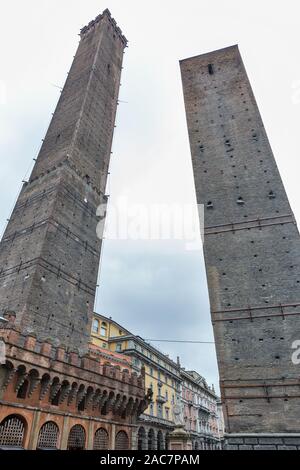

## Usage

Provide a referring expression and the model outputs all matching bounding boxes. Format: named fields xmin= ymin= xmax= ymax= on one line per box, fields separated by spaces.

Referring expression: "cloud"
xmin=96 ymin=240 xmax=219 ymax=389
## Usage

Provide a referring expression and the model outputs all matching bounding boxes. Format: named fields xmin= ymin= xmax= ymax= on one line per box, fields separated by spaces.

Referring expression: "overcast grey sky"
xmin=1 ymin=0 xmax=300 ymax=391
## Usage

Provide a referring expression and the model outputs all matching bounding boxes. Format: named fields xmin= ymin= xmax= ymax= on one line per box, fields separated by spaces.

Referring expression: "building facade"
xmin=181 ymin=370 xmax=221 ymax=449
xmin=91 ymin=312 xmax=222 ymax=449
xmin=180 ymin=45 xmax=300 ymax=449
xmin=0 ymin=10 xmax=150 ymax=450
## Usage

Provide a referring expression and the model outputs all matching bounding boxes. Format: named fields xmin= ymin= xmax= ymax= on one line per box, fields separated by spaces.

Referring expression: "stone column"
xmin=131 ymin=426 xmax=138 ymax=450
xmin=27 ymin=410 xmax=41 ymax=449
xmin=110 ymin=424 xmax=116 ymax=450
xmin=87 ymin=420 xmax=94 ymax=449
xmin=60 ymin=416 xmax=70 ymax=450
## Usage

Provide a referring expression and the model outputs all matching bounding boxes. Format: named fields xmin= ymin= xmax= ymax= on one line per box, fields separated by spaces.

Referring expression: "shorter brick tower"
xmin=181 ymin=45 xmax=300 ymax=450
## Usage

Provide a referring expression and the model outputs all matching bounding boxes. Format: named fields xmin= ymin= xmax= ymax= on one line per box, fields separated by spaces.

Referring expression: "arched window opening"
xmin=92 ymin=319 xmax=100 ymax=333
xmin=100 ymin=322 xmax=107 ymax=337
xmin=37 ymin=422 xmax=59 ymax=450
xmin=148 ymin=429 xmax=155 ymax=450
xmin=67 ymin=425 xmax=86 ymax=450
xmin=157 ymin=430 xmax=164 ymax=450
xmin=93 ymin=428 xmax=109 ymax=450
xmin=115 ymin=430 xmax=129 ymax=450
xmin=0 ymin=415 xmax=26 ymax=448
xmin=138 ymin=427 xmax=146 ymax=450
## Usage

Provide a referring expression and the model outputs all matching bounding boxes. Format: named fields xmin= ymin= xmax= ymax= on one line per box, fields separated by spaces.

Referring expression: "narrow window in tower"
xmin=268 ymin=191 xmax=276 ymax=199
xmin=237 ymin=197 xmax=244 ymax=205
xmin=107 ymin=64 xmax=111 ymax=75
xmin=206 ymin=201 xmax=214 ymax=210
xmin=208 ymin=64 xmax=214 ymax=75
xmin=55 ymin=134 xmax=61 ymax=143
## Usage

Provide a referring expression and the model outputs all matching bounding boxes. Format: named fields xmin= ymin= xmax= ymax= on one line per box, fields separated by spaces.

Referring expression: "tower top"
xmin=179 ymin=44 xmax=239 ymax=64
xmin=80 ymin=8 xmax=128 ymax=46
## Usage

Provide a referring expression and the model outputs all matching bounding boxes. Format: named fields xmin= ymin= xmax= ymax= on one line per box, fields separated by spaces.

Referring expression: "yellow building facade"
xmin=90 ymin=313 xmax=222 ymax=450
xmin=90 ymin=313 xmax=181 ymax=426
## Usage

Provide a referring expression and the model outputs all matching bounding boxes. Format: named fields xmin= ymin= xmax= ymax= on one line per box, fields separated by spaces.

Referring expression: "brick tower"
xmin=0 ymin=9 xmax=126 ymax=354
xmin=180 ymin=46 xmax=300 ymax=449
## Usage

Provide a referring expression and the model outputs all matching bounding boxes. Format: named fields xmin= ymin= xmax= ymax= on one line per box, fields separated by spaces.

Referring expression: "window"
xmin=115 ymin=431 xmax=129 ymax=450
xmin=166 ymin=409 xmax=169 ymax=420
xmin=0 ymin=415 xmax=26 ymax=447
xmin=67 ymin=425 xmax=86 ymax=450
xmin=269 ymin=191 xmax=276 ymax=199
xmin=92 ymin=319 xmax=99 ymax=333
xmin=100 ymin=322 xmax=107 ymax=337
xmin=94 ymin=428 xmax=109 ymax=450
xmin=37 ymin=422 xmax=59 ymax=450
xmin=150 ymin=368 xmax=153 ymax=377
xmin=116 ymin=343 xmax=122 ymax=352
xmin=208 ymin=63 xmax=214 ymax=75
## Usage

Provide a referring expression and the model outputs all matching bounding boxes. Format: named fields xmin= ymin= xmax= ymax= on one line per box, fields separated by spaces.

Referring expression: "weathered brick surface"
xmin=244 ymin=438 xmax=258 ymax=445
xmin=225 ymin=434 xmax=300 ymax=450
xmin=259 ymin=437 xmax=283 ymax=445
xmin=0 ymin=11 xmax=126 ymax=354
xmin=278 ymin=446 xmax=297 ymax=450
xmin=254 ymin=445 xmax=277 ymax=450
xmin=283 ymin=437 xmax=300 ymax=445
xmin=180 ymin=45 xmax=300 ymax=435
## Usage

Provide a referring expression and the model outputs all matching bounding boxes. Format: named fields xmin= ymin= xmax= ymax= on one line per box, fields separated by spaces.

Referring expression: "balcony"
xmin=156 ymin=394 xmax=167 ymax=404
xmin=198 ymin=403 xmax=211 ymax=414
xmin=139 ymin=413 xmax=174 ymax=428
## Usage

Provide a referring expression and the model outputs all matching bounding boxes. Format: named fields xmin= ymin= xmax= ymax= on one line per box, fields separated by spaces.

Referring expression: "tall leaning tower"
xmin=0 ymin=9 xmax=126 ymax=354
xmin=181 ymin=46 xmax=300 ymax=449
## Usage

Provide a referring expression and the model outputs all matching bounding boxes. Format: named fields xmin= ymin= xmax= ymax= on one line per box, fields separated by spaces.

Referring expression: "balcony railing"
xmin=156 ymin=395 xmax=167 ymax=404
xmin=139 ymin=413 xmax=174 ymax=428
